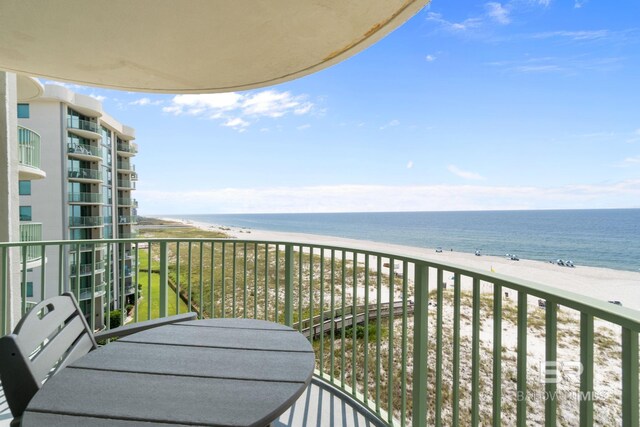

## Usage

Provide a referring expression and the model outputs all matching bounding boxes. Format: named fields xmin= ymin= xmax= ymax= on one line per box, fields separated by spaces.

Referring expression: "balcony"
xmin=69 ymin=216 xmax=104 ymax=227
xmin=17 ymin=126 xmax=46 ymax=180
xmin=68 ymin=167 xmax=103 ymax=182
xmin=18 ymin=222 xmax=43 ymax=269
xmin=116 ymin=160 xmax=135 ymax=172
xmin=117 ymin=179 xmax=136 ymax=190
xmin=116 ymin=141 xmax=138 ymax=157
xmin=68 ymin=192 xmax=103 ymax=204
xmin=67 ymin=142 xmax=102 ymax=160
xmin=67 ymin=117 xmax=101 ymax=138
xmin=78 ymin=282 xmax=107 ymax=301
xmin=117 ymin=197 xmax=136 ymax=206
xmin=69 ymin=260 xmax=106 ymax=277
xmin=0 ymin=237 xmax=637 ymax=426
xmin=118 ymin=215 xmax=137 ymax=224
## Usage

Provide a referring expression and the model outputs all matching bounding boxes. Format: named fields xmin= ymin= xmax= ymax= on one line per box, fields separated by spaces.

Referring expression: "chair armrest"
xmin=93 ymin=312 xmax=197 ymax=341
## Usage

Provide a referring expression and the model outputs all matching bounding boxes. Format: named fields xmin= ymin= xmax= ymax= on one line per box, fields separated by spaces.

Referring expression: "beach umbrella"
xmin=0 ymin=0 xmax=429 ymax=93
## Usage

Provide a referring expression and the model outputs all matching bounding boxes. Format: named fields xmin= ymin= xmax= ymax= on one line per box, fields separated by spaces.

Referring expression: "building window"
xmin=19 ymin=206 xmax=32 ymax=221
xmin=19 ymin=180 xmax=31 ymax=195
xmin=17 ymin=104 xmax=30 ymax=118
xmin=25 ymin=282 xmax=33 ymax=298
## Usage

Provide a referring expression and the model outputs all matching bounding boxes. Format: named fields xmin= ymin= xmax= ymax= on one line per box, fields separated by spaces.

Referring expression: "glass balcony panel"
xmin=69 ymin=216 xmax=104 ymax=227
xmin=67 ymin=117 xmax=100 ymax=133
xmin=67 ymin=143 xmax=102 ymax=158
xmin=17 ymin=126 xmax=41 ymax=170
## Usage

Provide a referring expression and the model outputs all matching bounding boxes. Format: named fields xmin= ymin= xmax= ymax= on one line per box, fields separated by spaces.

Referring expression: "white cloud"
xmin=162 ymin=90 xmax=313 ymax=132
xmin=130 ymin=97 xmax=163 ymax=106
xmin=626 ymin=129 xmax=640 ymax=144
xmin=380 ymin=119 xmax=400 ymax=130
xmin=407 ymin=161 xmax=414 ymax=169
xmin=138 ymin=180 xmax=640 ymax=214
xmin=616 ymin=156 xmax=640 ymax=167
xmin=222 ymin=117 xmax=249 ymax=131
xmin=447 ymin=165 xmax=486 ymax=180
xmin=485 ymin=2 xmax=510 ymax=24
xmin=426 ymin=12 xmax=482 ymax=32
xmin=532 ymin=30 xmax=609 ymax=41
xmin=89 ymin=94 xmax=106 ymax=102
xmin=425 ymin=54 xmax=437 ymax=62
xmin=297 ymin=124 xmax=311 ymax=131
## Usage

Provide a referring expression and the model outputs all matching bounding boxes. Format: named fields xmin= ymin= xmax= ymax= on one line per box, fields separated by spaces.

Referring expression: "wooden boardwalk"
xmin=296 ymin=301 xmax=415 ymax=340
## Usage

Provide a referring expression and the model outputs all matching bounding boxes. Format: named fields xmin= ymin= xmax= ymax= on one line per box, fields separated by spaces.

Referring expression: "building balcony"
xmin=1 ymin=237 xmax=638 ymax=426
xmin=77 ymin=282 xmax=107 ymax=301
xmin=67 ymin=142 xmax=102 ymax=160
xmin=18 ymin=222 xmax=43 ymax=269
xmin=117 ymin=179 xmax=136 ymax=190
xmin=69 ymin=260 xmax=106 ymax=277
xmin=17 ymin=126 xmax=46 ymax=180
xmin=117 ymin=197 xmax=136 ymax=206
xmin=116 ymin=141 xmax=138 ymax=157
xmin=68 ymin=192 xmax=103 ymax=204
xmin=67 ymin=117 xmax=101 ymax=138
xmin=68 ymin=167 xmax=103 ymax=183
xmin=116 ymin=160 xmax=135 ymax=172
xmin=69 ymin=216 xmax=104 ymax=227
xmin=118 ymin=215 xmax=137 ymax=225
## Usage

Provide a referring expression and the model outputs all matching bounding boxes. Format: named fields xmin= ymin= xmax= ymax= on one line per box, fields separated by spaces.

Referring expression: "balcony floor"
xmin=0 ymin=377 xmax=384 ymax=427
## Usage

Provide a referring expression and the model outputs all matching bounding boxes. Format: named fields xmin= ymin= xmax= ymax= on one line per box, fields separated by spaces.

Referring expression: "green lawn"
xmin=135 ymin=270 xmax=190 ymax=320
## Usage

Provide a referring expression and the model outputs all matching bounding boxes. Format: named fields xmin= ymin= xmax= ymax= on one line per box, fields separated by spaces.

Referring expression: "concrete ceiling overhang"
xmin=0 ymin=0 xmax=430 ymax=94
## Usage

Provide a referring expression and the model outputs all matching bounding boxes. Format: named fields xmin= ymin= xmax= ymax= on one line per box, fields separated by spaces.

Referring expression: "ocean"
xmin=164 ymin=209 xmax=640 ymax=272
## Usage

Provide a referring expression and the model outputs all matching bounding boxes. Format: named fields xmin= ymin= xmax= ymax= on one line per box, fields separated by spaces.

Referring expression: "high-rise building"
xmin=17 ymin=83 xmax=138 ymax=329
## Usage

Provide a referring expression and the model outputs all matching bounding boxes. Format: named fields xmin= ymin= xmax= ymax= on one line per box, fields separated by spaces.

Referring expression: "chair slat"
xmin=13 ymin=295 xmax=78 ymax=353
xmin=29 ymin=315 xmax=88 ymax=383
xmin=56 ymin=334 xmax=98 ymax=372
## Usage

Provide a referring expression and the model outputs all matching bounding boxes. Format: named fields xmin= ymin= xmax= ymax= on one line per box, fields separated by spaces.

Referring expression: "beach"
xmin=162 ymin=217 xmax=640 ymax=312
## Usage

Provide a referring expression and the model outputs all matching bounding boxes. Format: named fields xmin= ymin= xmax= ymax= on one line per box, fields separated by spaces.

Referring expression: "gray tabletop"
xmin=22 ymin=318 xmax=315 ymax=427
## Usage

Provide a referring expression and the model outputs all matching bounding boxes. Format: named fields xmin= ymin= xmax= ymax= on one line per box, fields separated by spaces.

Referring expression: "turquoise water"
xmin=164 ymin=209 xmax=640 ymax=272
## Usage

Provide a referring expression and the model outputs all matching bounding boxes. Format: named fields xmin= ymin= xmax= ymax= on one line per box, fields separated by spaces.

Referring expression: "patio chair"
xmin=0 ymin=292 xmax=196 ymax=425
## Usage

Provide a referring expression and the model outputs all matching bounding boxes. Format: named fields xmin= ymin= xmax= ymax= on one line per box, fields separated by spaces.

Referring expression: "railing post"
xmin=284 ymin=244 xmax=294 ymax=327
xmin=159 ymin=241 xmax=168 ymax=318
xmin=412 ymin=262 xmax=428 ymax=427
xmin=621 ymin=328 xmax=638 ymax=427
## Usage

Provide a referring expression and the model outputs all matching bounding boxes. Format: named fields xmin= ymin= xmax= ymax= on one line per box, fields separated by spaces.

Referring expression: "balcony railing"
xmin=117 ymin=179 xmax=136 ymax=189
xmin=117 ymin=142 xmax=138 ymax=154
xmin=78 ymin=282 xmax=107 ymax=301
xmin=17 ymin=126 xmax=41 ymax=170
xmin=117 ymin=160 xmax=135 ymax=171
xmin=18 ymin=223 xmax=42 ymax=264
xmin=68 ymin=192 xmax=103 ymax=204
xmin=0 ymin=238 xmax=638 ymax=427
xmin=118 ymin=215 xmax=138 ymax=224
xmin=69 ymin=260 xmax=106 ymax=276
xmin=68 ymin=167 xmax=103 ymax=181
xmin=67 ymin=117 xmax=100 ymax=133
xmin=69 ymin=216 xmax=104 ymax=227
xmin=67 ymin=142 xmax=102 ymax=158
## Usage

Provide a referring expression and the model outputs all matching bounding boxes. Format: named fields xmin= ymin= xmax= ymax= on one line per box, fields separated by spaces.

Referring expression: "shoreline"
xmin=150 ymin=216 xmax=640 ymax=311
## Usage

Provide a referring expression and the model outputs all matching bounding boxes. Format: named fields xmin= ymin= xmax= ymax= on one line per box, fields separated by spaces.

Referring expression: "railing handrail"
xmin=2 ymin=237 xmax=639 ymax=331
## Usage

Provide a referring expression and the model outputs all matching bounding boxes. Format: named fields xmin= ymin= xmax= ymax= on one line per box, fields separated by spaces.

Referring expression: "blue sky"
xmin=46 ymin=0 xmax=640 ymax=214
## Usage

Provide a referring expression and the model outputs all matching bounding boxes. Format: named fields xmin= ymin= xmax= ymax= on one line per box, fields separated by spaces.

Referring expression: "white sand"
xmin=159 ymin=218 xmax=640 ymax=312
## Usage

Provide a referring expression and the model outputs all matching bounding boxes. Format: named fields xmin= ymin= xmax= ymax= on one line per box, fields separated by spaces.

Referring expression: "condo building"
xmin=17 ymin=83 xmax=138 ymax=329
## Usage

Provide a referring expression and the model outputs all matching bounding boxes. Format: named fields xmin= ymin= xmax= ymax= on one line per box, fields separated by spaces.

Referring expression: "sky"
xmin=45 ymin=0 xmax=640 ymax=214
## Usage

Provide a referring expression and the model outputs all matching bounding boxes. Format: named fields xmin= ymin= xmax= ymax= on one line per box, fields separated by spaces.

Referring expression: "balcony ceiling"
xmin=0 ymin=0 xmax=429 ymax=94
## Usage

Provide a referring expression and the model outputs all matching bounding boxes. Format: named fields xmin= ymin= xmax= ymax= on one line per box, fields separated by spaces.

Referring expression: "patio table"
xmin=21 ymin=318 xmax=315 ymax=426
